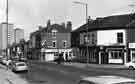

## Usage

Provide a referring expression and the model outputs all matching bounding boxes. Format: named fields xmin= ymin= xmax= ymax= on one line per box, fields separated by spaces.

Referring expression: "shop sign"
xmin=129 ymin=43 xmax=135 ymax=48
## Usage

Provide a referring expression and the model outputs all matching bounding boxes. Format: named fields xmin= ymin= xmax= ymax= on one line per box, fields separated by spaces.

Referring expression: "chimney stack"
xmin=66 ymin=21 xmax=72 ymax=32
xmin=39 ymin=26 xmax=42 ymax=30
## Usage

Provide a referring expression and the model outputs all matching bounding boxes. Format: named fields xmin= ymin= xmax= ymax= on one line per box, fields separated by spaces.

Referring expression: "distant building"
xmin=14 ymin=28 xmax=24 ymax=43
xmin=0 ymin=23 xmax=14 ymax=55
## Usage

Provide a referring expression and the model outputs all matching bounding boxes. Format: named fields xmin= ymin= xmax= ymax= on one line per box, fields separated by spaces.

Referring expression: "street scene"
xmin=1 ymin=0 xmax=135 ymax=84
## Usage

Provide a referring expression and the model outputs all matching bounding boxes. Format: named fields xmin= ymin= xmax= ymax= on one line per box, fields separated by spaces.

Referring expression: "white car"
xmin=2 ymin=59 xmax=11 ymax=65
xmin=125 ymin=61 xmax=135 ymax=69
xmin=11 ymin=62 xmax=28 ymax=72
xmin=79 ymin=75 xmax=135 ymax=84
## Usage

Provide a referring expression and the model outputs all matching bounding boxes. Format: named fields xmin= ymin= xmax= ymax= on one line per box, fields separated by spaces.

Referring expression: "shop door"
xmin=101 ymin=52 xmax=107 ymax=64
xmin=131 ymin=51 xmax=135 ymax=61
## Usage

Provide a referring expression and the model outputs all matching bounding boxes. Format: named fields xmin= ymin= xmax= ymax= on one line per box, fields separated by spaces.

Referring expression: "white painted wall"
xmin=97 ymin=29 xmax=126 ymax=46
xmin=45 ymin=53 xmax=54 ymax=61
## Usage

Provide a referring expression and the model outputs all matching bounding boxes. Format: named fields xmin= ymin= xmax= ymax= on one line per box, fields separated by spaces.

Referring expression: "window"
xmin=92 ymin=39 xmax=95 ymax=44
xmin=84 ymin=35 xmax=88 ymax=44
xmin=52 ymin=41 xmax=57 ymax=48
xmin=63 ymin=40 xmax=67 ymax=48
xmin=92 ymin=33 xmax=95 ymax=37
xmin=117 ymin=32 xmax=123 ymax=43
xmin=52 ymin=29 xmax=57 ymax=38
xmin=109 ymin=51 xmax=123 ymax=59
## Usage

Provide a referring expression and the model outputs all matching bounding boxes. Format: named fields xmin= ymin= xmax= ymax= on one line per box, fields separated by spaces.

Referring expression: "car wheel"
xmin=12 ymin=69 xmax=16 ymax=73
xmin=24 ymin=70 xmax=28 ymax=73
xmin=129 ymin=66 xmax=134 ymax=70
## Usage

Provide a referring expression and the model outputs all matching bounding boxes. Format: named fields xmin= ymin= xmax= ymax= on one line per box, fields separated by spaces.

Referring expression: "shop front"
xmin=40 ymin=48 xmax=73 ymax=62
xmin=108 ymin=49 xmax=125 ymax=64
xmin=128 ymin=43 xmax=135 ymax=62
xmin=98 ymin=46 xmax=126 ymax=64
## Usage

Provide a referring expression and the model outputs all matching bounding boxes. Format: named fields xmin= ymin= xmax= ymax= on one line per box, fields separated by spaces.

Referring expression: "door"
xmin=99 ymin=52 xmax=107 ymax=64
xmin=131 ymin=51 xmax=135 ymax=62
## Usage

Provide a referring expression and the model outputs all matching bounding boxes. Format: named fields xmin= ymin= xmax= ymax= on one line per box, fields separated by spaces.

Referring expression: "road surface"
xmin=14 ymin=61 xmax=135 ymax=84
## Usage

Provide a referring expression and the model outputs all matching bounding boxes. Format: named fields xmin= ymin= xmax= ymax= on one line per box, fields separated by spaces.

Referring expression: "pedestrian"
xmin=56 ymin=54 xmax=61 ymax=64
xmin=65 ymin=53 xmax=68 ymax=63
xmin=68 ymin=55 xmax=72 ymax=64
xmin=6 ymin=60 xmax=10 ymax=70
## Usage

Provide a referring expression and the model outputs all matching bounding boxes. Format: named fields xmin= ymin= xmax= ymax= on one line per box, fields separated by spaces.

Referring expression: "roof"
xmin=74 ymin=13 xmax=135 ymax=33
xmin=41 ymin=24 xmax=71 ymax=33
xmin=81 ymin=75 xmax=135 ymax=84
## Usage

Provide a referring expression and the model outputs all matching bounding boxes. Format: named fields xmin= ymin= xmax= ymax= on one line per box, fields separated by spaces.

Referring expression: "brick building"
xmin=40 ymin=20 xmax=72 ymax=61
xmin=29 ymin=20 xmax=72 ymax=61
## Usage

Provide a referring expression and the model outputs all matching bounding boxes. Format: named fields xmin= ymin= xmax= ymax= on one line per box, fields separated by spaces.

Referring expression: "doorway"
xmin=131 ymin=51 xmax=135 ymax=62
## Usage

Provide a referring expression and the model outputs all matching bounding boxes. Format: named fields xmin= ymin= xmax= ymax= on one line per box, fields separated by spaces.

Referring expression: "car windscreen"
xmin=115 ymin=82 xmax=135 ymax=84
xmin=16 ymin=63 xmax=26 ymax=66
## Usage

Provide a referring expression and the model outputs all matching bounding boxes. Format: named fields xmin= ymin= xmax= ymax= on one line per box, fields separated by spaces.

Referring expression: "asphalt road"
xmin=15 ymin=61 xmax=135 ymax=84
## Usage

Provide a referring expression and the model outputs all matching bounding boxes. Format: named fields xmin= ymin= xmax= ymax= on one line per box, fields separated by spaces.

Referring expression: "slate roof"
xmin=74 ymin=13 xmax=135 ymax=33
xmin=41 ymin=24 xmax=71 ymax=33
xmin=30 ymin=23 xmax=71 ymax=38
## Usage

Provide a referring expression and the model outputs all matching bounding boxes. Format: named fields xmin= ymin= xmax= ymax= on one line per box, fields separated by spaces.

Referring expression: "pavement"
xmin=46 ymin=61 xmax=125 ymax=69
xmin=63 ymin=62 xmax=125 ymax=69
xmin=0 ymin=64 xmax=29 ymax=84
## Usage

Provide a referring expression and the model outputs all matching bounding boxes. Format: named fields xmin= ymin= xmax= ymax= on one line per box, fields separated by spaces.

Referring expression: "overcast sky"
xmin=0 ymin=0 xmax=135 ymax=40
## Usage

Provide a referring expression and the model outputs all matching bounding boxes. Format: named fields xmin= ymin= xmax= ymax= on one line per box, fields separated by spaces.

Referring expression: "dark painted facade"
xmin=72 ymin=13 xmax=135 ymax=64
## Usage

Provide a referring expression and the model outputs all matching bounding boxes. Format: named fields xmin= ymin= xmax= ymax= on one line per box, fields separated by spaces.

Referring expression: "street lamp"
xmin=6 ymin=0 xmax=9 ymax=70
xmin=6 ymin=0 xmax=9 ymax=59
xmin=73 ymin=1 xmax=89 ymax=64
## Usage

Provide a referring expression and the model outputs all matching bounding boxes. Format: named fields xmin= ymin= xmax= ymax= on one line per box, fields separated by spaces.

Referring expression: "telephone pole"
xmin=6 ymin=0 xmax=9 ymax=59
xmin=73 ymin=1 xmax=89 ymax=65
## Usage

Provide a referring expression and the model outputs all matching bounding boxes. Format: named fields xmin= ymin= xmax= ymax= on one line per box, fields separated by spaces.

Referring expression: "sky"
xmin=0 ymin=0 xmax=135 ymax=40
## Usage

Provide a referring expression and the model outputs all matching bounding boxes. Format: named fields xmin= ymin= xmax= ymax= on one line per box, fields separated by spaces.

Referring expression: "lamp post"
xmin=6 ymin=0 xmax=9 ymax=70
xmin=6 ymin=0 xmax=9 ymax=59
xmin=73 ymin=1 xmax=89 ymax=64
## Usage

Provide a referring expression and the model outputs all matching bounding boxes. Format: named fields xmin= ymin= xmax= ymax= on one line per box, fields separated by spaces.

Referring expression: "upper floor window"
xmin=52 ymin=40 xmax=57 ymax=48
xmin=41 ymin=40 xmax=47 ymax=48
xmin=63 ymin=40 xmax=67 ymax=48
xmin=52 ymin=29 xmax=57 ymax=38
xmin=117 ymin=32 xmax=123 ymax=43
xmin=84 ymin=35 xmax=88 ymax=44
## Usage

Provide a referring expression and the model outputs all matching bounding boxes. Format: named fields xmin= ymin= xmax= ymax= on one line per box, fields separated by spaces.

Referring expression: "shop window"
xmin=110 ymin=51 xmax=123 ymax=59
xmin=117 ymin=32 xmax=123 ymax=43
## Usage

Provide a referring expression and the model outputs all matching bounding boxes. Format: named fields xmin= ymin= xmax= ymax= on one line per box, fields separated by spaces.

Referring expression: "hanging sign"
xmin=129 ymin=43 xmax=135 ymax=48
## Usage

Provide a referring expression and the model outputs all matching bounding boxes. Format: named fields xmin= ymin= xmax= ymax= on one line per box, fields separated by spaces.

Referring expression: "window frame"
xmin=63 ymin=40 xmax=67 ymax=48
xmin=117 ymin=32 xmax=123 ymax=43
xmin=52 ymin=40 xmax=57 ymax=48
xmin=52 ymin=29 xmax=57 ymax=38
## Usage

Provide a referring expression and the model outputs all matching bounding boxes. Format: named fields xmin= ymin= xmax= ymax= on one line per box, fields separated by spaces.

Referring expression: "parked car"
xmin=78 ymin=75 xmax=135 ymax=84
xmin=10 ymin=61 xmax=28 ymax=72
xmin=19 ymin=57 xmax=27 ymax=62
xmin=2 ymin=58 xmax=11 ymax=65
xmin=125 ymin=61 xmax=135 ymax=69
